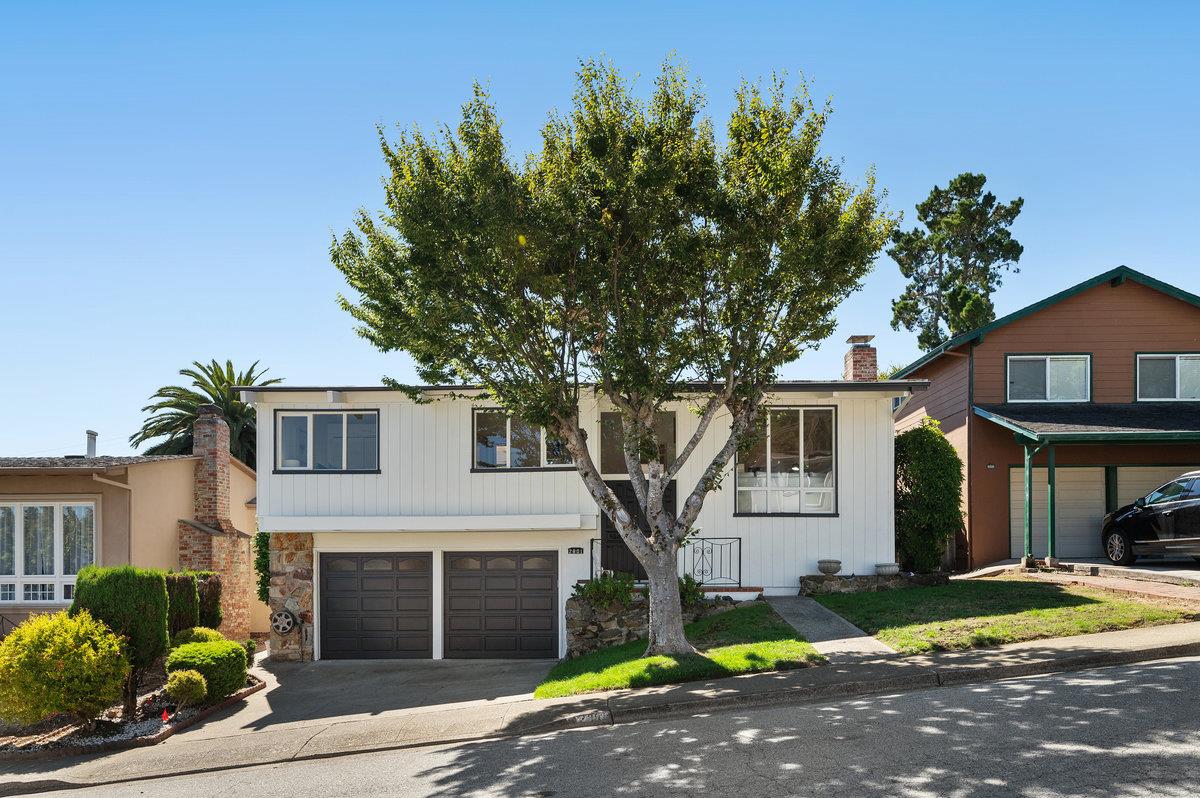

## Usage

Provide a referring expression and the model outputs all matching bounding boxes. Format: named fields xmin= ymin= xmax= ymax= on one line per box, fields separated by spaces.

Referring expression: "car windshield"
xmin=1144 ymin=479 xmax=1197 ymax=505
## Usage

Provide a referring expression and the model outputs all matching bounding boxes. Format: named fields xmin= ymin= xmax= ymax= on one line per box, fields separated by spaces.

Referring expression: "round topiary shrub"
xmin=171 ymin=626 xmax=225 ymax=648
xmin=0 ymin=610 xmax=129 ymax=727
xmin=165 ymin=669 xmax=207 ymax=710
xmin=165 ymin=640 xmax=247 ymax=701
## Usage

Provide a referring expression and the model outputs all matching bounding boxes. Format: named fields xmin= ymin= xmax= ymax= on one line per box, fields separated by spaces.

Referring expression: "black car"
xmin=1102 ymin=470 xmax=1200 ymax=565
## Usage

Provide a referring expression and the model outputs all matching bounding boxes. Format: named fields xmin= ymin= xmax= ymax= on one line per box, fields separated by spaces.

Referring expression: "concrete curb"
xmin=2 ymin=637 xmax=1197 ymax=795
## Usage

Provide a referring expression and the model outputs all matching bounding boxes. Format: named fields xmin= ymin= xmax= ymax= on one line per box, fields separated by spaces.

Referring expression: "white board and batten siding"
xmin=255 ymin=389 xmax=900 ymax=592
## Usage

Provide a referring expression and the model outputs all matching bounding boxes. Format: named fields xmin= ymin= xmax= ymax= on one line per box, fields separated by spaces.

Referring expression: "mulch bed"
xmin=0 ymin=662 xmax=265 ymax=761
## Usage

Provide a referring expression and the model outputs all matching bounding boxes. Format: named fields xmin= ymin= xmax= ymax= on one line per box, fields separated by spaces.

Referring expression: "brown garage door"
xmin=319 ymin=553 xmax=432 ymax=659
xmin=444 ymin=551 xmax=558 ymax=659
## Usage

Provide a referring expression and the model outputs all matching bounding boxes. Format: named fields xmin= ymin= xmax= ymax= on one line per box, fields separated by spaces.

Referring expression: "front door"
xmin=599 ymin=480 xmax=676 ymax=580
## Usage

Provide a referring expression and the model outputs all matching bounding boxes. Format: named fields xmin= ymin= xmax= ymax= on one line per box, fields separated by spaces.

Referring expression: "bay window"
xmin=276 ymin=410 xmax=379 ymax=472
xmin=473 ymin=409 xmax=573 ymax=470
xmin=735 ymin=407 xmax=836 ymax=515
xmin=1138 ymin=354 xmax=1200 ymax=401
xmin=1007 ymin=355 xmax=1090 ymax=402
xmin=0 ymin=501 xmax=96 ymax=604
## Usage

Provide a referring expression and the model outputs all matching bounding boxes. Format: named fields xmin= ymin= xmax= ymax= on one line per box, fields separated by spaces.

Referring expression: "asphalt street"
xmin=48 ymin=656 xmax=1200 ymax=798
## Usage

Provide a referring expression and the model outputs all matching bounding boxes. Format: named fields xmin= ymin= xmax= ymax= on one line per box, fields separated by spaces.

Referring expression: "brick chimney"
xmin=192 ymin=404 xmax=230 ymax=525
xmin=843 ymin=335 xmax=878 ymax=382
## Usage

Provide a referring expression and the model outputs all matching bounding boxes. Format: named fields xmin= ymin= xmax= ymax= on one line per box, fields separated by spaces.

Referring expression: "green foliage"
xmin=129 ymin=359 xmax=281 ymax=468
xmin=0 ymin=611 xmax=129 ymax=726
xmin=242 ymin=638 xmax=257 ymax=663
xmin=165 ymin=573 xmax=200 ymax=639
xmin=165 ymin=641 xmax=247 ymax=701
xmin=171 ymin=626 xmax=225 ymax=648
xmin=194 ymin=572 xmax=223 ymax=630
xmin=165 ymin=669 xmax=208 ymax=709
xmin=678 ymin=573 xmax=706 ymax=609
xmin=71 ymin=566 xmax=168 ymax=670
xmin=572 ymin=571 xmax=637 ymax=607
xmin=889 ymin=172 xmax=1024 ymax=350
xmin=253 ymin=531 xmax=271 ymax=604
xmin=894 ymin=419 xmax=964 ymax=573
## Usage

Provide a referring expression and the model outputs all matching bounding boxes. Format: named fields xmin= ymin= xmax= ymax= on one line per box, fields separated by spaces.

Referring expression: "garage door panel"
xmin=1009 ymin=468 xmax=1106 ymax=558
xmin=445 ymin=551 xmax=557 ymax=659
xmin=319 ymin=553 xmax=433 ymax=659
xmin=1118 ymin=466 xmax=1200 ymax=507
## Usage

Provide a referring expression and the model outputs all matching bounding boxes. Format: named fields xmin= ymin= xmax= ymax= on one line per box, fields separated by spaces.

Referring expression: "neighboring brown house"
xmin=0 ymin=406 xmax=267 ymax=637
xmin=894 ymin=266 xmax=1200 ymax=570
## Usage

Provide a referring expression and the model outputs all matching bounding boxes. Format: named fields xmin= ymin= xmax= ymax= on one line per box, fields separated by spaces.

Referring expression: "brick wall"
xmin=843 ymin=336 xmax=878 ymax=382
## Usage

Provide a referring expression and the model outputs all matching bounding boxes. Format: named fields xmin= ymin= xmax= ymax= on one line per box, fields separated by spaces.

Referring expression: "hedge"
xmin=165 ymin=640 xmax=247 ymax=701
xmin=895 ymin=418 xmax=965 ymax=573
xmin=193 ymin=571 xmax=223 ymax=630
xmin=171 ymin=626 xmax=225 ymax=648
xmin=166 ymin=572 xmax=200 ymax=639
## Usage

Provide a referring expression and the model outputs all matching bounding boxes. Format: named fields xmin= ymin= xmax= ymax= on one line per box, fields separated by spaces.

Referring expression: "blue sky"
xmin=2 ymin=2 xmax=1197 ymax=456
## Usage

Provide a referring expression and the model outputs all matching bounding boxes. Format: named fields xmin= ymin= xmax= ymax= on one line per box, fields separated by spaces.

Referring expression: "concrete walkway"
xmin=6 ymin=621 xmax=1198 ymax=795
xmin=764 ymin=595 xmax=895 ymax=662
xmin=1025 ymin=570 xmax=1200 ymax=603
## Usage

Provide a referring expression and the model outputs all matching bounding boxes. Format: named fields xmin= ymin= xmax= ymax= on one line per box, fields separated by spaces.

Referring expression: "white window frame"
xmin=1137 ymin=354 xmax=1200 ymax=402
xmin=0 ymin=498 xmax=99 ymax=605
xmin=1006 ymin=355 xmax=1091 ymax=403
xmin=275 ymin=410 xmax=380 ymax=472
xmin=734 ymin=406 xmax=837 ymax=516
xmin=471 ymin=409 xmax=573 ymax=471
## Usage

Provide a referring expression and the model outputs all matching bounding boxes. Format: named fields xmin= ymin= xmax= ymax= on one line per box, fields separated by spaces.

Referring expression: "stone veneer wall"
xmin=269 ymin=532 xmax=314 ymax=661
xmin=798 ymin=572 xmax=949 ymax=596
xmin=565 ymin=594 xmax=736 ymax=659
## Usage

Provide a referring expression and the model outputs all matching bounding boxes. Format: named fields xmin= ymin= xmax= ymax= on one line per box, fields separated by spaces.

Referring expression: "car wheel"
xmin=1104 ymin=530 xmax=1136 ymax=566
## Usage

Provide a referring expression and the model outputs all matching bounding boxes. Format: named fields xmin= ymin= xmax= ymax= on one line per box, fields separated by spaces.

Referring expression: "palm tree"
xmin=130 ymin=360 xmax=282 ymax=468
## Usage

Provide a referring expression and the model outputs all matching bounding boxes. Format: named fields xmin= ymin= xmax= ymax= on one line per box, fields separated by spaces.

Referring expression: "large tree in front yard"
xmin=332 ymin=59 xmax=894 ymax=656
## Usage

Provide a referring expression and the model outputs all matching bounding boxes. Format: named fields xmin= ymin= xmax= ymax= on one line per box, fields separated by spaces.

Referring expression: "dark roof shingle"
xmin=974 ymin=403 xmax=1200 ymax=438
xmin=0 ymin=455 xmax=195 ymax=471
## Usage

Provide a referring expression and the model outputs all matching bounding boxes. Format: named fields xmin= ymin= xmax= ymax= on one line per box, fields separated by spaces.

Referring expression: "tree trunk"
xmin=642 ymin=546 xmax=695 ymax=657
xmin=122 ymin=668 xmax=139 ymax=719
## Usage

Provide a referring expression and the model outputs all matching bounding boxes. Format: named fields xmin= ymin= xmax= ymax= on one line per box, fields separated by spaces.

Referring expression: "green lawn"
xmin=816 ymin=577 xmax=1195 ymax=654
xmin=535 ymin=602 xmax=824 ymax=698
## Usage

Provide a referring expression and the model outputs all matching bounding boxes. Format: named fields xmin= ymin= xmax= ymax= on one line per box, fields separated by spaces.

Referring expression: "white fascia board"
xmin=261 ymin=513 xmax=600 ymax=533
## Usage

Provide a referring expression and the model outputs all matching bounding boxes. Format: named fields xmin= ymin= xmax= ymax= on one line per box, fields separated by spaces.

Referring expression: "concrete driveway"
xmin=168 ymin=656 xmax=555 ymax=742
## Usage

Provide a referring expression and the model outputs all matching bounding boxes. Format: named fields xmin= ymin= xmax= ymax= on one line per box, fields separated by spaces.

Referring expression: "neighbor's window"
xmin=735 ymin=407 xmax=836 ymax=514
xmin=473 ymin=409 xmax=573 ymax=470
xmin=1137 ymin=354 xmax=1200 ymax=401
xmin=1007 ymin=355 xmax=1090 ymax=402
xmin=599 ymin=412 xmax=677 ymax=475
xmin=0 ymin=501 xmax=96 ymax=604
xmin=276 ymin=410 xmax=379 ymax=471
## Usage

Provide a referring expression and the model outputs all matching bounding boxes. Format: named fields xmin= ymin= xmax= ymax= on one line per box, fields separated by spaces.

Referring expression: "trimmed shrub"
xmin=171 ymin=626 xmax=225 ymax=648
xmin=0 ymin=610 xmax=129 ymax=726
xmin=165 ymin=640 xmax=247 ymax=701
xmin=166 ymin=572 xmax=200 ymax=639
xmin=70 ymin=565 xmax=168 ymax=716
xmin=895 ymin=418 xmax=965 ymax=573
xmin=678 ymin=573 xmax=705 ymax=609
xmin=572 ymin=571 xmax=637 ymax=607
xmin=194 ymin=572 xmax=223 ymax=630
xmin=242 ymin=638 xmax=257 ymax=663
xmin=253 ymin=530 xmax=271 ymax=604
xmin=165 ymin=669 xmax=207 ymax=710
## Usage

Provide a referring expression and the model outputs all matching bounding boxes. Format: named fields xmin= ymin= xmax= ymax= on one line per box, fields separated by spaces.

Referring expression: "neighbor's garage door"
xmin=1118 ymin=466 xmax=1200 ymax=507
xmin=319 ymin=553 xmax=432 ymax=659
xmin=1009 ymin=468 xmax=1107 ymax=558
xmin=444 ymin=552 xmax=557 ymax=659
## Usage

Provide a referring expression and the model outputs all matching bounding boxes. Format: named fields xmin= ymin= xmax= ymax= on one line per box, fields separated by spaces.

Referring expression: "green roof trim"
xmin=894 ymin=266 xmax=1200 ymax=378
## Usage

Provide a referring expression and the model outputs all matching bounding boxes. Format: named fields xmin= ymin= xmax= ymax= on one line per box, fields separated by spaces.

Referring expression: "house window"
xmin=735 ymin=407 xmax=836 ymax=514
xmin=0 ymin=501 xmax=97 ymax=604
xmin=1007 ymin=355 xmax=1090 ymax=402
xmin=472 ymin=409 xmax=573 ymax=470
xmin=1137 ymin=354 xmax=1200 ymax=401
xmin=276 ymin=410 xmax=379 ymax=471
xmin=599 ymin=412 xmax=677 ymax=475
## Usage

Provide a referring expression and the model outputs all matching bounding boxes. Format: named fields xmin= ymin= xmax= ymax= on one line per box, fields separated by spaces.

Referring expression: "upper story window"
xmin=473 ymin=409 xmax=572 ymax=470
xmin=599 ymin=412 xmax=676 ymax=476
xmin=276 ymin=410 xmax=379 ymax=472
xmin=1137 ymin=354 xmax=1200 ymax=401
xmin=1007 ymin=355 xmax=1090 ymax=402
xmin=0 ymin=501 xmax=96 ymax=604
xmin=735 ymin=407 xmax=836 ymax=515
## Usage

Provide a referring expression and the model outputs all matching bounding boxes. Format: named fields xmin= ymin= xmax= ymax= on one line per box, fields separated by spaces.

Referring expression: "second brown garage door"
xmin=444 ymin=551 xmax=558 ymax=659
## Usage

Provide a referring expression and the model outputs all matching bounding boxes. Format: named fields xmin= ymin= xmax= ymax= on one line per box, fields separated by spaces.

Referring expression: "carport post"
xmin=1045 ymin=445 xmax=1057 ymax=566
xmin=1022 ymin=443 xmax=1035 ymax=567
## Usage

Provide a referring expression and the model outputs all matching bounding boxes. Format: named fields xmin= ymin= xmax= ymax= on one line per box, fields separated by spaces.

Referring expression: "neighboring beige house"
xmin=0 ymin=407 xmax=267 ymax=637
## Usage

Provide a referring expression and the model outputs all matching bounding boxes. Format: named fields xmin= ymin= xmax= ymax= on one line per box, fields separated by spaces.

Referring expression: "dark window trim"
xmin=1004 ymin=352 xmax=1093 ymax=404
xmin=1133 ymin=351 xmax=1200 ymax=403
xmin=732 ymin=405 xmax=839 ymax=517
xmin=470 ymin=407 xmax=574 ymax=472
xmin=272 ymin=408 xmax=381 ymax=474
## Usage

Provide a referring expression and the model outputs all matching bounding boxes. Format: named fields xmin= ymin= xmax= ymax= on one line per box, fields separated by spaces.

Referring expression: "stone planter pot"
xmin=817 ymin=559 xmax=842 ymax=576
xmin=875 ymin=562 xmax=900 ymax=577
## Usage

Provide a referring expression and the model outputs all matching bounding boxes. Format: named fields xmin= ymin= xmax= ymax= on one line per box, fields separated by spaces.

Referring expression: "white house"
xmin=245 ymin=338 xmax=926 ymax=661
